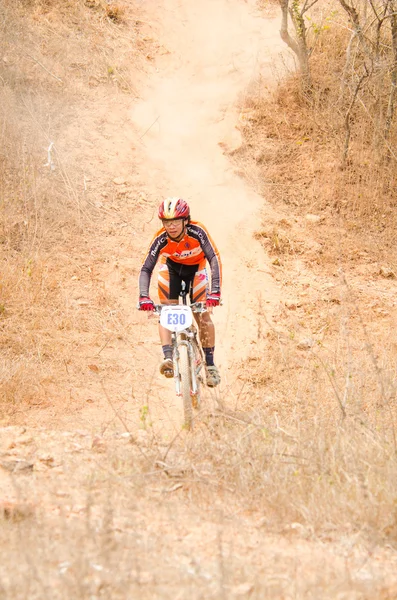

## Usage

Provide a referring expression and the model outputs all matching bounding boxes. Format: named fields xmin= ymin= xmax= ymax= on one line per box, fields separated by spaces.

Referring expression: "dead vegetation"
xmin=1 ymin=408 xmax=397 ymax=598
xmin=223 ymin=2 xmax=397 ymax=580
xmin=232 ymin=0 xmax=397 ymax=394
xmin=234 ymin=1 xmax=397 ymax=271
xmin=0 ymin=0 xmax=150 ymax=411
xmin=1 ymin=0 xmax=397 ymax=597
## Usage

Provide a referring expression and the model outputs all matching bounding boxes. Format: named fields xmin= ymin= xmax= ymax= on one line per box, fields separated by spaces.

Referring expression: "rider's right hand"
xmin=138 ymin=296 xmax=155 ymax=311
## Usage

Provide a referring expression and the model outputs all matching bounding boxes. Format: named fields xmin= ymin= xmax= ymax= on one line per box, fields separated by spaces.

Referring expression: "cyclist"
xmin=138 ymin=197 xmax=222 ymax=388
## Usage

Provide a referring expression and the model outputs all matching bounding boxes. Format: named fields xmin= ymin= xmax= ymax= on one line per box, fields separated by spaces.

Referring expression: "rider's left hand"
xmin=206 ymin=292 xmax=221 ymax=308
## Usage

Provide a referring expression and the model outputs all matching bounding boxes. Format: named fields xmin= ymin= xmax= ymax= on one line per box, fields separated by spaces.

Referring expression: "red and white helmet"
xmin=158 ymin=197 xmax=190 ymax=220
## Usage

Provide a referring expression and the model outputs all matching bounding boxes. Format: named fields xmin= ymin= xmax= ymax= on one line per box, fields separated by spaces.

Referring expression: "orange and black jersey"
xmin=139 ymin=221 xmax=222 ymax=297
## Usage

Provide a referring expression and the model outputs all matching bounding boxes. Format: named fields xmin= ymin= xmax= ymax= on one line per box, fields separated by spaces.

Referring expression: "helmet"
xmin=158 ymin=197 xmax=190 ymax=220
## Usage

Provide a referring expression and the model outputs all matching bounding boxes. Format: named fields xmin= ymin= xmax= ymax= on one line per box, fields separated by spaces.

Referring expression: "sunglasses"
xmin=162 ymin=219 xmax=184 ymax=228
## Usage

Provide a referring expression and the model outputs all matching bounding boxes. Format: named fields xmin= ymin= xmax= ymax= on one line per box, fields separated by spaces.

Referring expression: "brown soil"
xmin=2 ymin=0 xmax=397 ymax=597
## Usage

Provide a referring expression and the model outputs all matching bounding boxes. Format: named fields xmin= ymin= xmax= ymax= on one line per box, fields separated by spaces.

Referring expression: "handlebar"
xmin=153 ymin=302 xmax=207 ymax=314
xmin=136 ymin=302 xmax=208 ymax=314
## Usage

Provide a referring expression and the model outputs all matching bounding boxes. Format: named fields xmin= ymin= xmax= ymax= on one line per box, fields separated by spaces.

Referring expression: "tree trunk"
xmin=279 ymin=0 xmax=312 ymax=90
xmin=384 ymin=0 xmax=397 ymax=144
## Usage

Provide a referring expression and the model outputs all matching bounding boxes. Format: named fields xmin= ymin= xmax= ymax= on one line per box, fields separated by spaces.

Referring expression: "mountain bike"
xmin=154 ymin=283 xmax=206 ymax=430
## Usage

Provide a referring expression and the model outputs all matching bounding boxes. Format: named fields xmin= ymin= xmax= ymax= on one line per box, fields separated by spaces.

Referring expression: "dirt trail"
xmin=14 ymin=0 xmax=287 ymax=438
xmin=38 ymin=0 xmax=287 ymax=437
xmin=127 ymin=0 xmax=285 ymax=430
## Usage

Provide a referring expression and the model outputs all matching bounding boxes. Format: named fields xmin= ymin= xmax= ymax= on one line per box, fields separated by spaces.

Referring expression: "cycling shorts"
xmin=158 ymin=258 xmax=208 ymax=303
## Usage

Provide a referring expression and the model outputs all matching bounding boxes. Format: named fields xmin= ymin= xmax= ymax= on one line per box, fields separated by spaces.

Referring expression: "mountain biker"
xmin=138 ymin=197 xmax=222 ymax=388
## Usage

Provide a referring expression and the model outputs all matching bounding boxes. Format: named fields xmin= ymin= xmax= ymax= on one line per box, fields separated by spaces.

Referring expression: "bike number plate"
xmin=160 ymin=306 xmax=193 ymax=332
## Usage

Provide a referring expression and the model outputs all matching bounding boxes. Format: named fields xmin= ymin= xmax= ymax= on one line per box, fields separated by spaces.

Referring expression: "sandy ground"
xmin=2 ymin=1 xmax=397 ymax=597
xmin=130 ymin=0 xmax=284 ymax=360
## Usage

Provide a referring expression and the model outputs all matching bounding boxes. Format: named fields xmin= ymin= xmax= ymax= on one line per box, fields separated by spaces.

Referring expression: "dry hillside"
xmin=1 ymin=0 xmax=397 ymax=598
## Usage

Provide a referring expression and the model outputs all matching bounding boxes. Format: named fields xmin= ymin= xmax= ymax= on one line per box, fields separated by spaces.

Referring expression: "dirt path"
xmin=27 ymin=0 xmax=286 ymax=437
xmin=127 ymin=0 xmax=285 ymax=430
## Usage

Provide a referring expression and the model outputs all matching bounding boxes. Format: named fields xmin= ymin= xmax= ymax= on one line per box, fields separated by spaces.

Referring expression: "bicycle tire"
xmin=191 ymin=338 xmax=202 ymax=410
xmin=178 ymin=343 xmax=193 ymax=429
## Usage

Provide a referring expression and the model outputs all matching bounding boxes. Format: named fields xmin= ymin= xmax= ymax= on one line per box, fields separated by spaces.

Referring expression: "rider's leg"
xmin=192 ymin=265 xmax=215 ymax=354
xmin=192 ymin=268 xmax=220 ymax=387
xmin=159 ymin=299 xmax=178 ymax=350
xmin=194 ymin=311 xmax=215 ymax=349
xmin=194 ymin=312 xmax=221 ymax=387
xmin=158 ymin=264 xmax=182 ymax=377
xmin=159 ymin=310 xmax=176 ymax=377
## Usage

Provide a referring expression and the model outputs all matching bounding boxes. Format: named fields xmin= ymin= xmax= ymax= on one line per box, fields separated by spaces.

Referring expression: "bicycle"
xmin=153 ymin=282 xmax=206 ymax=430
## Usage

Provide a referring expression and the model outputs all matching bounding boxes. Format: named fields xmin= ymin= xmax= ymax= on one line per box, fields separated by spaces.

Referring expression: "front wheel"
xmin=191 ymin=338 xmax=203 ymax=410
xmin=178 ymin=343 xmax=193 ymax=430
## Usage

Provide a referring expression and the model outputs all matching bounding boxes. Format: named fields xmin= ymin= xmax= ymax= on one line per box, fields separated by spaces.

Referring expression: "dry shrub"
xmin=188 ymin=410 xmax=397 ymax=544
xmin=1 ymin=402 xmax=397 ymax=597
xmin=202 ymin=292 xmax=397 ymax=544
xmin=234 ymin=5 xmax=397 ymax=267
xmin=254 ymin=224 xmax=304 ymax=256
xmin=2 ymin=0 xmax=139 ymax=94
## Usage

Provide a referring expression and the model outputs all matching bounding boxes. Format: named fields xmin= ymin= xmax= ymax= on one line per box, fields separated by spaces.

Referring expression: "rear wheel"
xmin=178 ymin=343 xmax=193 ymax=429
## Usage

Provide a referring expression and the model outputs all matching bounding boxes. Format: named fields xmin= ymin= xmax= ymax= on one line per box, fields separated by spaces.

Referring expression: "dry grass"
xmin=0 ymin=0 xmax=149 ymax=410
xmin=213 ymin=308 xmax=397 ymax=559
xmin=230 ymin=7 xmax=397 ymax=524
xmin=232 ymin=2 xmax=397 ymax=270
xmin=1 ymin=1 xmax=397 ymax=596
xmin=1 ymin=402 xmax=397 ymax=598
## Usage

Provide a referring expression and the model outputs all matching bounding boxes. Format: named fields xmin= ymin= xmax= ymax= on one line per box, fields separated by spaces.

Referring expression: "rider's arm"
xmin=139 ymin=231 xmax=168 ymax=297
xmin=189 ymin=223 xmax=222 ymax=294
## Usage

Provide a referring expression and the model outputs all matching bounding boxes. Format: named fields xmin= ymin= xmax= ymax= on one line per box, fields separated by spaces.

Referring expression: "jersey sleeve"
xmin=189 ymin=223 xmax=222 ymax=294
xmin=138 ymin=231 xmax=168 ymax=297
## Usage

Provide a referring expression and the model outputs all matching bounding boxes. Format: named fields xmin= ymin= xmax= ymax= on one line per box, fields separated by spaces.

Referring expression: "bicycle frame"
xmin=156 ymin=303 xmax=205 ymax=397
xmin=138 ymin=281 xmax=207 ymax=428
xmin=155 ymin=282 xmax=206 ymax=428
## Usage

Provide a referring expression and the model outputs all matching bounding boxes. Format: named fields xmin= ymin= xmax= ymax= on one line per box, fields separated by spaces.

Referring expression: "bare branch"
xmin=384 ymin=0 xmax=397 ymax=144
xmin=338 ymin=0 xmax=361 ymax=29
xmin=279 ymin=0 xmax=312 ymax=88
xmin=302 ymin=0 xmax=320 ymax=14
xmin=341 ymin=66 xmax=370 ymax=168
